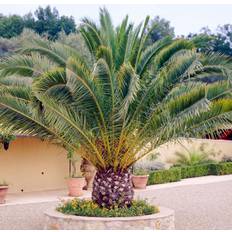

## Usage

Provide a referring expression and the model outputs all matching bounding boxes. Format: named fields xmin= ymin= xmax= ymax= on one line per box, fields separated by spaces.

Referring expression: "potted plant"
xmin=0 ymin=133 xmax=16 ymax=150
xmin=132 ymin=169 xmax=149 ymax=189
xmin=0 ymin=181 xmax=9 ymax=204
xmin=66 ymin=151 xmax=86 ymax=197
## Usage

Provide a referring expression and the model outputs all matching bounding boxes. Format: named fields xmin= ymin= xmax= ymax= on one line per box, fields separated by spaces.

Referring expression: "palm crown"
xmin=0 ymin=8 xmax=232 ymax=169
xmin=0 ymin=8 xmax=232 ymax=207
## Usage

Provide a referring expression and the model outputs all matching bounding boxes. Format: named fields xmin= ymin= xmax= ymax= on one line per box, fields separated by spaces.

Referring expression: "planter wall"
xmin=44 ymin=207 xmax=175 ymax=230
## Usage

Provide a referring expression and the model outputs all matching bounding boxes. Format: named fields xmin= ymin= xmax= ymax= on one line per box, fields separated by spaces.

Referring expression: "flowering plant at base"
xmin=57 ymin=198 xmax=159 ymax=217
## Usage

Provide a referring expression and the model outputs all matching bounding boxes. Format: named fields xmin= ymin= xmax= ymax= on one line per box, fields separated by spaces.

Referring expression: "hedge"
xmin=147 ymin=162 xmax=232 ymax=185
xmin=212 ymin=162 xmax=232 ymax=175
xmin=180 ymin=163 xmax=215 ymax=179
xmin=148 ymin=168 xmax=181 ymax=185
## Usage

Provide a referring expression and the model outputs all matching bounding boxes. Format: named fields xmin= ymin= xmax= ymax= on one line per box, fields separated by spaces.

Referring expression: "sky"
xmin=0 ymin=4 xmax=232 ymax=36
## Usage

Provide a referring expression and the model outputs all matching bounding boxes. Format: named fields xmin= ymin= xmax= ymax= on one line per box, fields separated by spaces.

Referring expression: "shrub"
xmin=212 ymin=162 xmax=232 ymax=175
xmin=221 ymin=155 xmax=232 ymax=163
xmin=133 ymin=160 xmax=165 ymax=172
xmin=180 ymin=163 xmax=215 ymax=179
xmin=0 ymin=37 xmax=18 ymax=57
xmin=133 ymin=168 xmax=149 ymax=176
xmin=146 ymin=162 xmax=232 ymax=186
xmin=57 ymin=199 xmax=159 ymax=217
xmin=148 ymin=168 xmax=181 ymax=185
xmin=57 ymin=31 xmax=92 ymax=65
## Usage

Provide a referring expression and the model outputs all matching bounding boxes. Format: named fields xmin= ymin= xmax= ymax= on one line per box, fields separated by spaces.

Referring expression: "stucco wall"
xmin=1 ymin=136 xmax=232 ymax=193
xmin=154 ymin=138 xmax=232 ymax=165
xmin=0 ymin=137 xmax=81 ymax=193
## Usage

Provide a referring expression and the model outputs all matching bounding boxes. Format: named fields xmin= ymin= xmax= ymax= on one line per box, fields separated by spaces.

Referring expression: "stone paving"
xmin=134 ymin=176 xmax=232 ymax=230
xmin=149 ymin=180 xmax=232 ymax=229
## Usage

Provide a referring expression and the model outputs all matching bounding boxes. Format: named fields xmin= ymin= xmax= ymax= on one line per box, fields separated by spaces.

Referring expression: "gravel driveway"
xmin=147 ymin=180 xmax=232 ymax=229
xmin=1 ymin=176 xmax=232 ymax=229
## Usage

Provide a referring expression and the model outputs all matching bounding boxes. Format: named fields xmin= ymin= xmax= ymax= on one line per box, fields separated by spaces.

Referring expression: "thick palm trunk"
xmin=92 ymin=167 xmax=134 ymax=208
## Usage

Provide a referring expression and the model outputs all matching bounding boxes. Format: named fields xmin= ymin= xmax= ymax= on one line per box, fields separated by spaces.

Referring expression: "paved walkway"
xmin=151 ymin=180 xmax=232 ymax=229
xmin=1 ymin=175 xmax=232 ymax=229
xmin=135 ymin=175 xmax=232 ymax=230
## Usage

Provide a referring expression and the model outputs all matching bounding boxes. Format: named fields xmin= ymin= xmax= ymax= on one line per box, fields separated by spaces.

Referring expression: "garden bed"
xmin=57 ymin=199 xmax=158 ymax=217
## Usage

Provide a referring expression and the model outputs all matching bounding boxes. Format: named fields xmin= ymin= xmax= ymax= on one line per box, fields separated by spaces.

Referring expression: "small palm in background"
xmin=172 ymin=143 xmax=220 ymax=167
xmin=174 ymin=150 xmax=212 ymax=167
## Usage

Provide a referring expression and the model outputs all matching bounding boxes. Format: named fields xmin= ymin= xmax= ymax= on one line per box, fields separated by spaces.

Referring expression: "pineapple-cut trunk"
xmin=92 ymin=167 xmax=134 ymax=208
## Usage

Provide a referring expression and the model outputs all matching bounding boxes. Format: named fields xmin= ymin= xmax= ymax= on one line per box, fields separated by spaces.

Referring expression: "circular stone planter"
xmin=44 ymin=207 xmax=175 ymax=230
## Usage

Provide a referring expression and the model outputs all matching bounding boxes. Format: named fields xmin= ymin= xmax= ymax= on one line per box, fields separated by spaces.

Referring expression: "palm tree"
xmin=0 ymin=8 xmax=232 ymax=208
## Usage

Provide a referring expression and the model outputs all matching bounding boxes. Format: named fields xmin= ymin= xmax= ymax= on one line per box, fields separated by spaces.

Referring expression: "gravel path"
xmin=1 ymin=176 xmax=232 ymax=229
xmin=147 ymin=180 xmax=232 ymax=229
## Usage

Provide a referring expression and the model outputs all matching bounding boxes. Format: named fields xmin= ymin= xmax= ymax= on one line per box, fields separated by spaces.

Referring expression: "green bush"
xmin=57 ymin=199 xmax=159 ymax=217
xmin=212 ymin=162 xmax=232 ymax=175
xmin=180 ymin=163 xmax=215 ymax=179
xmin=147 ymin=162 xmax=232 ymax=186
xmin=133 ymin=168 xmax=149 ymax=175
xmin=148 ymin=168 xmax=181 ymax=185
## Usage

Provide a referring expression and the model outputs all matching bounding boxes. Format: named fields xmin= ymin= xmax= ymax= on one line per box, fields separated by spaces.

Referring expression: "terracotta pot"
xmin=0 ymin=186 xmax=8 ymax=204
xmin=132 ymin=175 xmax=149 ymax=189
xmin=67 ymin=178 xmax=85 ymax=197
xmin=80 ymin=159 xmax=96 ymax=191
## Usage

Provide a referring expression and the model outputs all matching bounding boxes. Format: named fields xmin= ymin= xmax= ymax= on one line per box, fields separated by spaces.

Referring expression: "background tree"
xmin=146 ymin=16 xmax=175 ymax=44
xmin=212 ymin=24 xmax=232 ymax=56
xmin=23 ymin=12 xmax=35 ymax=30
xmin=189 ymin=25 xmax=232 ymax=56
xmin=0 ymin=14 xmax=24 ymax=38
xmin=30 ymin=6 xmax=76 ymax=40
xmin=0 ymin=5 xmax=76 ymax=40
xmin=188 ymin=34 xmax=215 ymax=54
xmin=60 ymin=16 xmax=76 ymax=35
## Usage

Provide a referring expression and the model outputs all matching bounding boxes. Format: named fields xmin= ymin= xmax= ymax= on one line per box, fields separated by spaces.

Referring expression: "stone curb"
xmin=44 ymin=206 xmax=175 ymax=230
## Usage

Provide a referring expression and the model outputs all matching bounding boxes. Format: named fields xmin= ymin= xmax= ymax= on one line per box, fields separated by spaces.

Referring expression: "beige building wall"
xmin=154 ymin=138 xmax=232 ymax=165
xmin=1 ymin=136 xmax=232 ymax=193
xmin=0 ymin=137 xmax=81 ymax=194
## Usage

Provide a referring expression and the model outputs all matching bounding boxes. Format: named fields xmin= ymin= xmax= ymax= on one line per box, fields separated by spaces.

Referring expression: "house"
xmin=1 ymin=135 xmax=231 ymax=194
xmin=0 ymin=136 xmax=81 ymax=193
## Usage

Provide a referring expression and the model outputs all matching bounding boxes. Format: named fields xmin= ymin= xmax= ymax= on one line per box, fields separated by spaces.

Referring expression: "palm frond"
xmin=0 ymin=53 xmax=57 ymax=77
xmin=136 ymin=36 xmax=172 ymax=76
xmin=153 ymin=39 xmax=194 ymax=73
xmin=0 ymin=11 xmax=232 ymax=171
xmin=99 ymin=7 xmax=116 ymax=57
